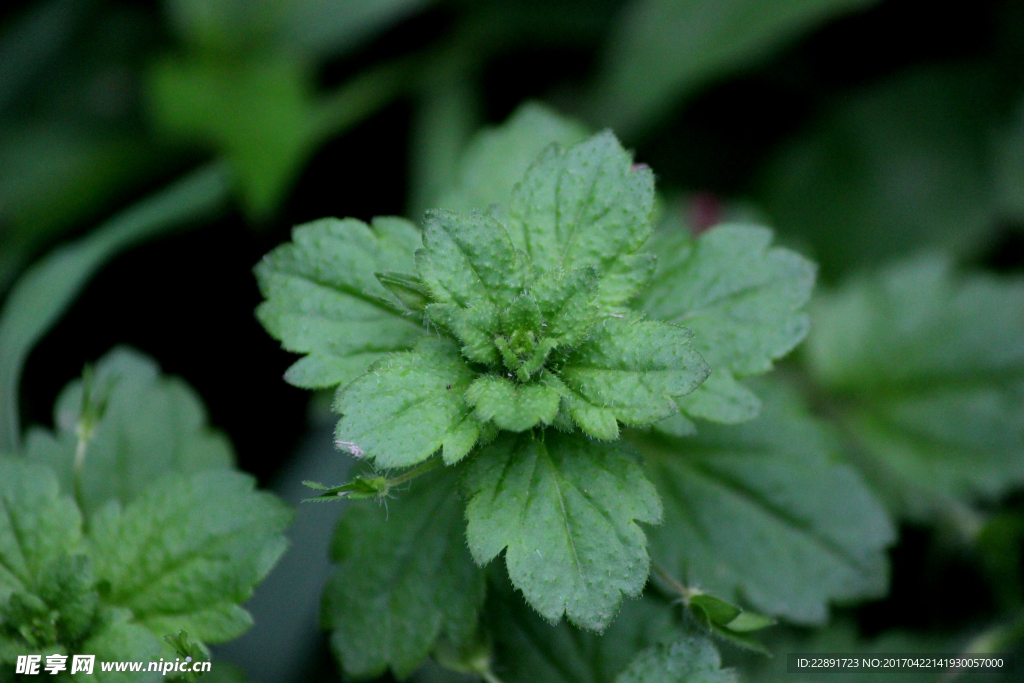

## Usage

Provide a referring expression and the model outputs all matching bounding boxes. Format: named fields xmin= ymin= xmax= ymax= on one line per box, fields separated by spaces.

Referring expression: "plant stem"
xmin=651 ymin=559 xmax=691 ymax=602
xmin=388 ymin=457 xmax=442 ymax=487
xmin=482 ymin=670 xmax=505 ymax=683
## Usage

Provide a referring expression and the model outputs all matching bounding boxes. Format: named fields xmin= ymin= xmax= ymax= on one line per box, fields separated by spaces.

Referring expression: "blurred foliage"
xmin=2 ymin=0 xmax=1024 ymax=682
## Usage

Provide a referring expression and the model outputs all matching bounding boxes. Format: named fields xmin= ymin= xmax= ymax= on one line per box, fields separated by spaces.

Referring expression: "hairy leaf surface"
xmin=807 ymin=256 xmax=1024 ymax=521
xmin=616 ymin=637 xmax=737 ymax=683
xmin=507 ymin=132 xmax=656 ymax=307
xmin=464 ymin=432 xmax=661 ymax=631
xmin=322 ymin=467 xmax=484 ymax=679
xmin=256 ymin=216 xmax=426 ymax=389
xmin=88 ymin=471 xmax=291 ymax=643
xmin=633 ymin=380 xmax=894 ymax=624
xmin=559 ymin=315 xmax=710 ymax=438
xmin=24 ymin=347 xmax=232 ymax=518
xmin=640 ymin=224 xmax=815 ymax=424
xmin=334 ymin=337 xmax=478 ymax=467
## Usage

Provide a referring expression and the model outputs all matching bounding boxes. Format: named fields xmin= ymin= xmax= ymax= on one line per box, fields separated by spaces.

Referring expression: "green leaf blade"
xmin=88 ymin=470 xmax=292 ymax=644
xmin=255 ymin=216 xmax=426 ymax=390
xmin=323 ymin=467 xmax=484 ymax=679
xmin=464 ymin=432 xmax=661 ymax=631
xmin=334 ymin=338 xmax=478 ymax=468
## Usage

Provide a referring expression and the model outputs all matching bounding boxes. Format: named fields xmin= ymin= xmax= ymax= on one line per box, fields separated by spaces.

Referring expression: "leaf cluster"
xmin=0 ymin=348 xmax=291 ymax=681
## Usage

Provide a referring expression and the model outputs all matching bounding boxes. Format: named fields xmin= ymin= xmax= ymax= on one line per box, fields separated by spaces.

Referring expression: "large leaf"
xmin=0 ymin=162 xmax=229 ymax=453
xmin=322 ymin=467 xmax=484 ymax=679
xmin=507 ymin=131 xmax=656 ymax=308
xmin=88 ymin=471 xmax=292 ymax=643
xmin=464 ymin=432 xmax=662 ymax=631
xmin=24 ymin=347 xmax=232 ymax=519
xmin=437 ymin=102 xmax=589 ymax=213
xmin=615 ymin=637 xmax=737 ymax=683
xmin=639 ymin=224 xmax=815 ymax=424
xmin=806 ymin=255 xmax=1024 ymax=522
xmin=559 ymin=315 xmax=710 ymax=439
xmin=632 ymin=380 xmax=894 ymax=624
xmin=255 ymin=216 xmax=427 ymax=390
xmin=760 ymin=64 xmax=1001 ymax=279
xmin=591 ymin=0 xmax=879 ymax=135
xmin=334 ymin=337 xmax=479 ymax=467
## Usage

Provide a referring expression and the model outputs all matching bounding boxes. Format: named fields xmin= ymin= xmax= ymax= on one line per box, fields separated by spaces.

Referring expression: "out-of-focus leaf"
xmin=760 ymin=64 xmax=1001 ymax=279
xmin=0 ymin=126 xmax=163 ymax=293
xmin=633 ymin=379 xmax=894 ymax=625
xmin=436 ymin=102 xmax=588 ymax=213
xmin=591 ymin=0 xmax=879 ymax=136
xmin=0 ymin=162 xmax=230 ymax=454
xmin=149 ymin=54 xmax=315 ymax=220
xmin=23 ymin=347 xmax=233 ymax=519
xmin=807 ymin=255 xmax=1024 ymax=524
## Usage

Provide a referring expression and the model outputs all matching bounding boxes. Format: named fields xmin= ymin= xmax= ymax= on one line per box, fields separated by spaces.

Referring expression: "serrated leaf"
xmin=79 ymin=607 xmax=164 ymax=683
xmin=23 ymin=347 xmax=232 ymax=519
xmin=487 ymin=568 xmax=679 ymax=683
xmin=615 ymin=637 xmax=737 ymax=683
xmin=466 ymin=375 xmax=561 ymax=432
xmin=322 ymin=467 xmax=484 ymax=679
xmin=559 ymin=315 xmax=710 ymax=438
xmin=530 ymin=266 xmax=601 ymax=347
xmin=0 ymin=458 xmax=82 ymax=604
xmin=639 ymin=224 xmax=814 ymax=424
xmin=438 ymin=102 xmax=589 ymax=213
xmin=632 ymin=379 xmax=894 ymax=624
xmin=507 ymin=132 xmax=656 ymax=307
xmin=255 ymin=216 xmax=427 ymax=389
xmin=334 ymin=337 xmax=478 ymax=467
xmin=417 ymin=209 xmax=529 ymax=311
xmin=806 ymin=255 xmax=1024 ymax=522
xmin=88 ymin=470 xmax=291 ymax=644
xmin=464 ymin=432 xmax=661 ymax=631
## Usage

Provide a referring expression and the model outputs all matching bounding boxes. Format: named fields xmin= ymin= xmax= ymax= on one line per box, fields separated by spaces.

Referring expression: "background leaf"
xmin=322 ymin=466 xmax=484 ymax=679
xmin=632 ymin=379 xmax=894 ymax=624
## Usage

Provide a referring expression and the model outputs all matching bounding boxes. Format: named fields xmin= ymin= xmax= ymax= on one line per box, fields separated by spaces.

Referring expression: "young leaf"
xmin=437 ymin=102 xmax=589 ymax=213
xmin=615 ymin=636 xmax=737 ymax=683
xmin=559 ymin=314 xmax=710 ymax=438
xmin=507 ymin=131 xmax=656 ymax=307
xmin=88 ymin=470 xmax=292 ymax=644
xmin=466 ymin=375 xmax=561 ymax=432
xmin=23 ymin=347 xmax=233 ymax=518
xmin=639 ymin=224 xmax=815 ymax=425
xmin=334 ymin=337 xmax=479 ymax=467
xmin=322 ymin=466 xmax=484 ymax=679
xmin=417 ymin=209 xmax=529 ymax=311
xmin=255 ymin=216 xmax=426 ymax=389
xmin=632 ymin=379 xmax=894 ymax=624
xmin=464 ymin=432 xmax=662 ymax=631
xmin=806 ymin=255 xmax=1024 ymax=522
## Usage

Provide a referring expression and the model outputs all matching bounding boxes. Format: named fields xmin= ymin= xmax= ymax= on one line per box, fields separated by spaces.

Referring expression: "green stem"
xmin=388 ymin=457 xmax=442 ymax=487
xmin=0 ymin=161 xmax=230 ymax=454
xmin=310 ymin=56 xmax=416 ymax=143
xmin=481 ymin=670 xmax=505 ymax=683
xmin=651 ymin=560 xmax=691 ymax=602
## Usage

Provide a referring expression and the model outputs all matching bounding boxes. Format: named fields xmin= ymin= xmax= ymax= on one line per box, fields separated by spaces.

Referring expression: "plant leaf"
xmin=438 ymin=101 xmax=589 ymax=213
xmin=591 ymin=0 xmax=879 ymax=136
xmin=0 ymin=458 xmax=82 ymax=604
xmin=255 ymin=216 xmax=426 ymax=390
xmin=322 ymin=466 xmax=484 ymax=679
xmin=507 ymin=131 xmax=656 ymax=308
xmin=559 ymin=315 xmax=710 ymax=438
xmin=466 ymin=375 xmax=561 ymax=432
xmin=806 ymin=255 xmax=1024 ymax=522
xmin=615 ymin=636 xmax=737 ymax=683
xmin=88 ymin=470 xmax=291 ymax=644
xmin=23 ymin=347 xmax=232 ymax=519
xmin=464 ymin=432 xmax=661 ymax=631
xmin=640 ymin=224 xmax=815 ymax=425
xmin=632 ymin=379 xmax=894 ymax=624
xmin=334 ymin=337 xmax=479 ymax=467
